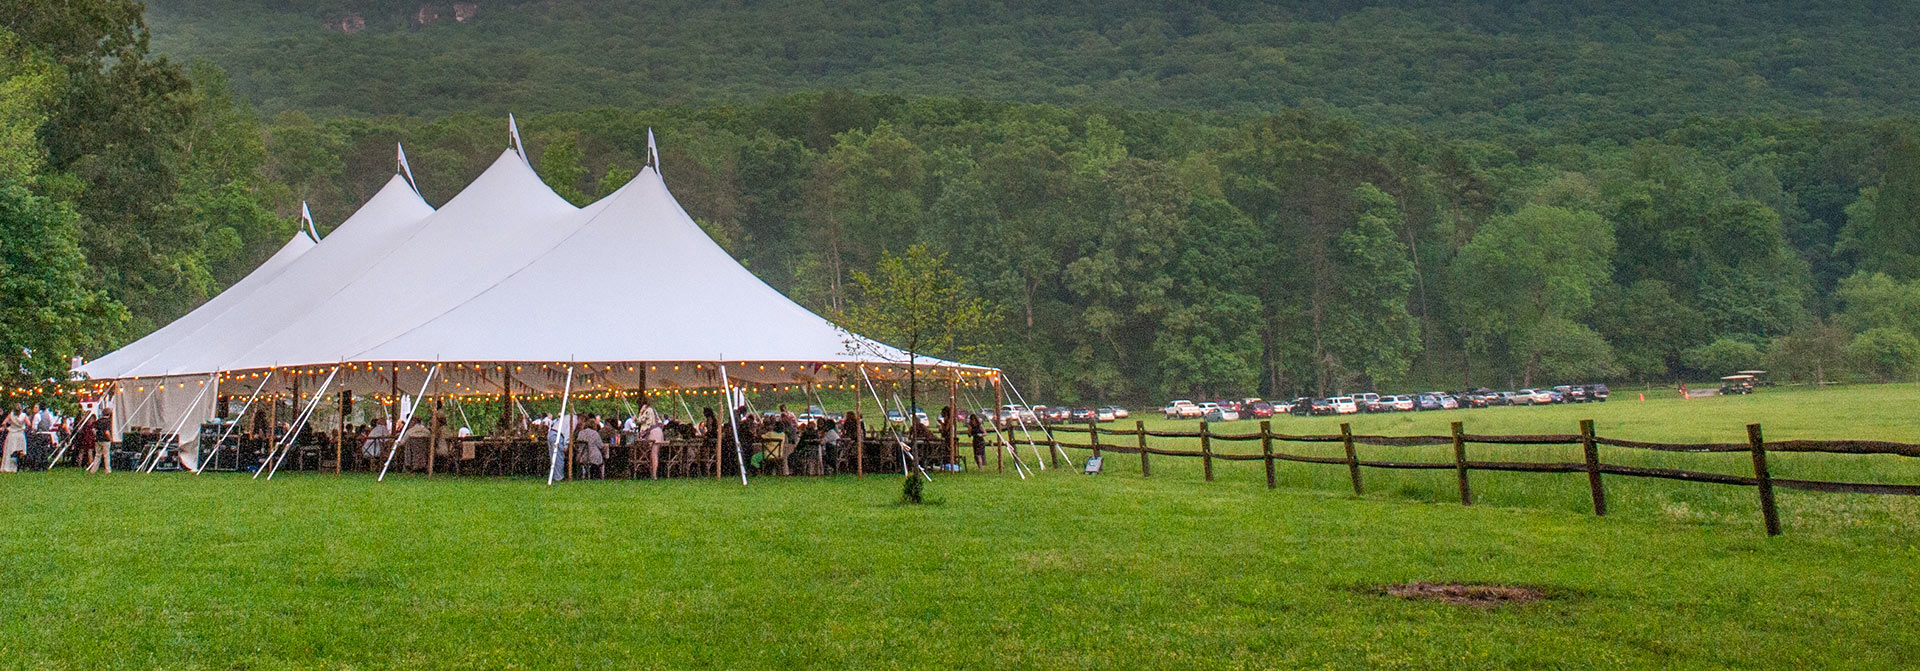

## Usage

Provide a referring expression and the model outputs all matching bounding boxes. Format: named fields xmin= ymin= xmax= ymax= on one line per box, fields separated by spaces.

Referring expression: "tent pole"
xmin=993 ymin=377 xmax=1005 ymax=473
xmin=199 ymin=371 xmax=273 ymax=474
xmin=720 ymin=365 xmax=748 ymax=485
xmin=501 ymin=366 xmax=515 ymax=434
xmin=547 ymin=367 xmax=574 ymax=486
xmin=379 ymin=365 xmax=440 ymax=482
xmin=145 ymin=373 xmax=217 ymax=473
xmin=267 ymin=367 xmax=338 ymax=479
xmin=948 ymin=377 xmax=958 ymax=468
xmin=854 ymin=375 xmax=864 ymax=477
xmin=964 ymin=385 xmax=1026 ymax=478
xmin=335 ymin=390 xmax=347 ymax=475
xmin=388 ymin=362 xmax=399 ymax=429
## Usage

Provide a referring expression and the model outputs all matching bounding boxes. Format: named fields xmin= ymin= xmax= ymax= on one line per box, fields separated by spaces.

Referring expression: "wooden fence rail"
xmin=1036 ymin=419 xmax=1920 ymax=536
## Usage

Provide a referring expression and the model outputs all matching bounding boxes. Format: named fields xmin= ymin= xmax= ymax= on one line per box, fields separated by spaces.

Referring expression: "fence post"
xmin=1340 ymin=423 xmax=1362 ymax=495
xmin=1747 ymin=423 xmax=1781 ymax=536
xmin=1451 ymin=421 xmax=1472 ymax=506
xmin=1050 ymin=427 xmax=1061 ymax=470
xmin=1088 ymin=420 xmax=1101 ymax=461
xmin=1261 ymin=420 xmax=1275 ymax=489
xmin=1580 ymin=419 xmax=1606 ymax=516
xmin=1200 ymin=420 xmax=1214 ymax=482
xmin=1136 ymin=420 xmax=1150 ymax=477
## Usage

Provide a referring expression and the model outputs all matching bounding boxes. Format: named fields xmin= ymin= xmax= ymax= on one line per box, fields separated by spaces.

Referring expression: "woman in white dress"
xmin=2 ymin=406 xmax=28 ymax=472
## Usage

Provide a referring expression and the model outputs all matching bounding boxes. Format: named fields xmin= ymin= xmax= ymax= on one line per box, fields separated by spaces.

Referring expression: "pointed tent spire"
xmin=508 ymin=114 xmax=529 ymax=165
xmin=299 ymin=201 xmax=319 ymax=241
xmin=646 ymin=128 xmax=660 ymax=175
xmin=397 ymin=142 xmax=418 ymax=194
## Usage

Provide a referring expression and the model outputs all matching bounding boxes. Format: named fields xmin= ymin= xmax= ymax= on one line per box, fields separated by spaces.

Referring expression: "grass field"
xmin=2 ymin=385 xmax=1916 ymax=669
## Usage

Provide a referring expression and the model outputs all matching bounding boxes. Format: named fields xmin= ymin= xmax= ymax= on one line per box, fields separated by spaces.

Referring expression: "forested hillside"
xmin=144 ymin=0 xmax=1920 ymax=130
xmin=5 ymin=0 xmax=1920 ymax=404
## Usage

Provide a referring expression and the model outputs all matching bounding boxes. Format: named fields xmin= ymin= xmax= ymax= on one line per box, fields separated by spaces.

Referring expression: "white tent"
xmin=80 ymin=231 xmax=314 ymax=381
xmin=348 ymin=162 xmax=991 ymax=390
xmin=175 ymin=149 xmax=584 ymax=376
xmin=98 ymin=174 xmax=437 ymax=380
xmin=87 ymin=173 xmax=433 ymax=461
xmin=80 ymin=132 xmax=994 ymax=448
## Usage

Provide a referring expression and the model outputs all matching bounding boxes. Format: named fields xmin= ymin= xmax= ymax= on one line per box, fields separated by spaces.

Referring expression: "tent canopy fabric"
xmin=81 ymin=136 xmax=994 ymax=405
xmin=105 ymin=174 xmax=437 ymax=380
xmin=78 ymin=231 xmax=315 ymax=381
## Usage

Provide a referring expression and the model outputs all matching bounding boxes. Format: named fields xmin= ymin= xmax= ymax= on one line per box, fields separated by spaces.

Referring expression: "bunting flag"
xmin=397 ymin=142 xmax=418 ymax=194
xmin=299 ymin=201 xmax=318 ymax=241
xmin=646 ymin=127 xmax=660 ymax=174
xmin=508 ymin=114 xmax=529 ymax=165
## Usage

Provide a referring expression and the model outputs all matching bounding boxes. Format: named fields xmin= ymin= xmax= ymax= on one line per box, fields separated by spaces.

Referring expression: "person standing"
xmin=969 ymin=413 xmax=986 ymax=468
xmin=76 ymin=412 xmax=101 ymax=473
xmin=2 ymin=406 xmax=27 ymax=472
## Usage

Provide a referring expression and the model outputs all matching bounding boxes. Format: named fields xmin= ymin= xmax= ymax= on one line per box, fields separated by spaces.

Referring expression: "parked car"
xmin=1463 ymin=394 xmax=1490 ymax=408
xmin=1219 ymin=400 xmax=1243 ymax=415
xmin=1096 ymin=407 xmax=1118 ymax=422
xmin=1277 ymin=398 xmax=1305 ymax=415
xmin=999 ymin=404 xmax=1037 ymax=423
xmin=1110 ymin=406 xmax=1130 ymax=418
xmin=1329 ymin=396 xmax=1359 ymax=415
xmin=1243 ymin=399 xmax=1276 ymax=418
xmin=1415 ymin=394 xmax=1442 ymax=411
xmin=1487 ymin=391 xmax=1514 ymax=407
xmin=1045 ymin=407 xmax=1071 ymax=422
xmin=1198 ymin=402 xmax=1240 ymax=422
xmin=1552 ymin=385 xmax=1589 ymax=403
xmin=1390 ymin=394 xmax=1416 ymax=411
xmin=1352 ymin=392 xmax=1381 ymax=411
xmin=1364 ymin=397 xmax=1393 ymax=413
xmin=1306 ymin=398 xmax=1337 ymax=415
xmin=1511 ymin=389 xmax=1543 ymax=405
xmin=1163 ymin=400 xmax=1203 ymax=419
xmin=1068 ymin=408 xmax=1097 ymax=423
xmin=1435 ymin=393 xmax=1460 ymax=410
xmin=1586 ymin=384 xmax=1610 ymax=402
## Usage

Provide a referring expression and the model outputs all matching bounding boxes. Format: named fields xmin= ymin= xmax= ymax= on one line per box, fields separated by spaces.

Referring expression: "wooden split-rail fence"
xmin=1026 ymin=419 xmax=1920 ymax=536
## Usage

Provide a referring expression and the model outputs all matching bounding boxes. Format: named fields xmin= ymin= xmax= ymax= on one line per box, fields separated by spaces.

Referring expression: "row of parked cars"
xmin=1161 ymin=384 xmax=1612 ymax=420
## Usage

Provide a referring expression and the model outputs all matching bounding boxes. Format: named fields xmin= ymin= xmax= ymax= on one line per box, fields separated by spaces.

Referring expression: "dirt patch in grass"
xmin=1378 ymin=582 xmax=1547 ymax=609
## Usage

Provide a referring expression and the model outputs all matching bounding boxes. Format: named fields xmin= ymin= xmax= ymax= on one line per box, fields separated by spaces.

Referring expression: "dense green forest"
xmin=4 ymin=0 xmax=1920 ymax=404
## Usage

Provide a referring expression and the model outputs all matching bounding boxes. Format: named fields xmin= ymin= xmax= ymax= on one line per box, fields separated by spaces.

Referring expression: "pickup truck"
xmin=1163 ymin=400 xmax=1204 ymax=419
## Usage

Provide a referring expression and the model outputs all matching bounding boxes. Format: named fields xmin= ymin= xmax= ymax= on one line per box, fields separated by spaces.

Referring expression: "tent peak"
xmin=646 ymin=128 xmax=660 ymax=175
xmin=508 ymin=114 xmax=529 ymax=166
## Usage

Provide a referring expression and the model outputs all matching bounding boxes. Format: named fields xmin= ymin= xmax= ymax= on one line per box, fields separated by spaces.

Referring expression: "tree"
xmin=0 ymin=179 xmax=128 ymax=392
xmin=1838 ymin=135 xmax=1920 ymax=279
xmin=1682 ymin=337 xmax=1764 ymax=378
xmin=1833 ymin=271 xmax=1920 ymax=340
xmin=839 ymin=244 xmax=999 ymax=421
xmin=536 ymin=131 xmax=589 ymax=205
xmin=1768 ymin=322 xmax=1851 ymax=385
xmin=1454 ymin=205 xmax=1614 ymax=386
xmin=1320 ymin=184 xmax=1421 ymax=389
xmin=1848 ymin=327 xmax=1920 ymax=382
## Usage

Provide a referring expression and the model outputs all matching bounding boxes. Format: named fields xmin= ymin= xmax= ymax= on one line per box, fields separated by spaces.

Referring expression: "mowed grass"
xmin=0 ymin=385 xmax=1915 ymax=669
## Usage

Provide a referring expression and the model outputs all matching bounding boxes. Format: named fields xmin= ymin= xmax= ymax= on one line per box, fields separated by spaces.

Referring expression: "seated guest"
xmin=404 ymin=417 xmax=431 ymax=471
xmin=576 ymin=416 xmax=605 ymax=479
xmin=361 ymin=419 xmax=392 ymax=471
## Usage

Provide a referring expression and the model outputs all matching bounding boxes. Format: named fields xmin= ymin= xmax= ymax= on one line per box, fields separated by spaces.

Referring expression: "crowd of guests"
xmin=1 ymin=403 xmax=112 ymax=473
xmin=2 ymin=395 xmax=1001 ymax=478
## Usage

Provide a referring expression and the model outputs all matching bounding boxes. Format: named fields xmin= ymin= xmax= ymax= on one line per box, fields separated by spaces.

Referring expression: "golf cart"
xmin=1719 ymin=374 xmax=1756 ymax=395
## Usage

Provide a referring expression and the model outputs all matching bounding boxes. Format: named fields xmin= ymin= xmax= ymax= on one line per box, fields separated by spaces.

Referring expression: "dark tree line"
xmin=5 ymin=0 xmax=1920 ymax=404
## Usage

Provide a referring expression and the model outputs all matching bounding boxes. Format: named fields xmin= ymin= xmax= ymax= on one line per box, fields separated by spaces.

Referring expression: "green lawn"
xmin=2 ymin=385 xmax=1917 ymax=669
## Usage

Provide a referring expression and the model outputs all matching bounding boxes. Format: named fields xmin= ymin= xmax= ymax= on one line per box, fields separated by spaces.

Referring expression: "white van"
xmin=1329 ymin=396 xmax=1359 ymax=414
